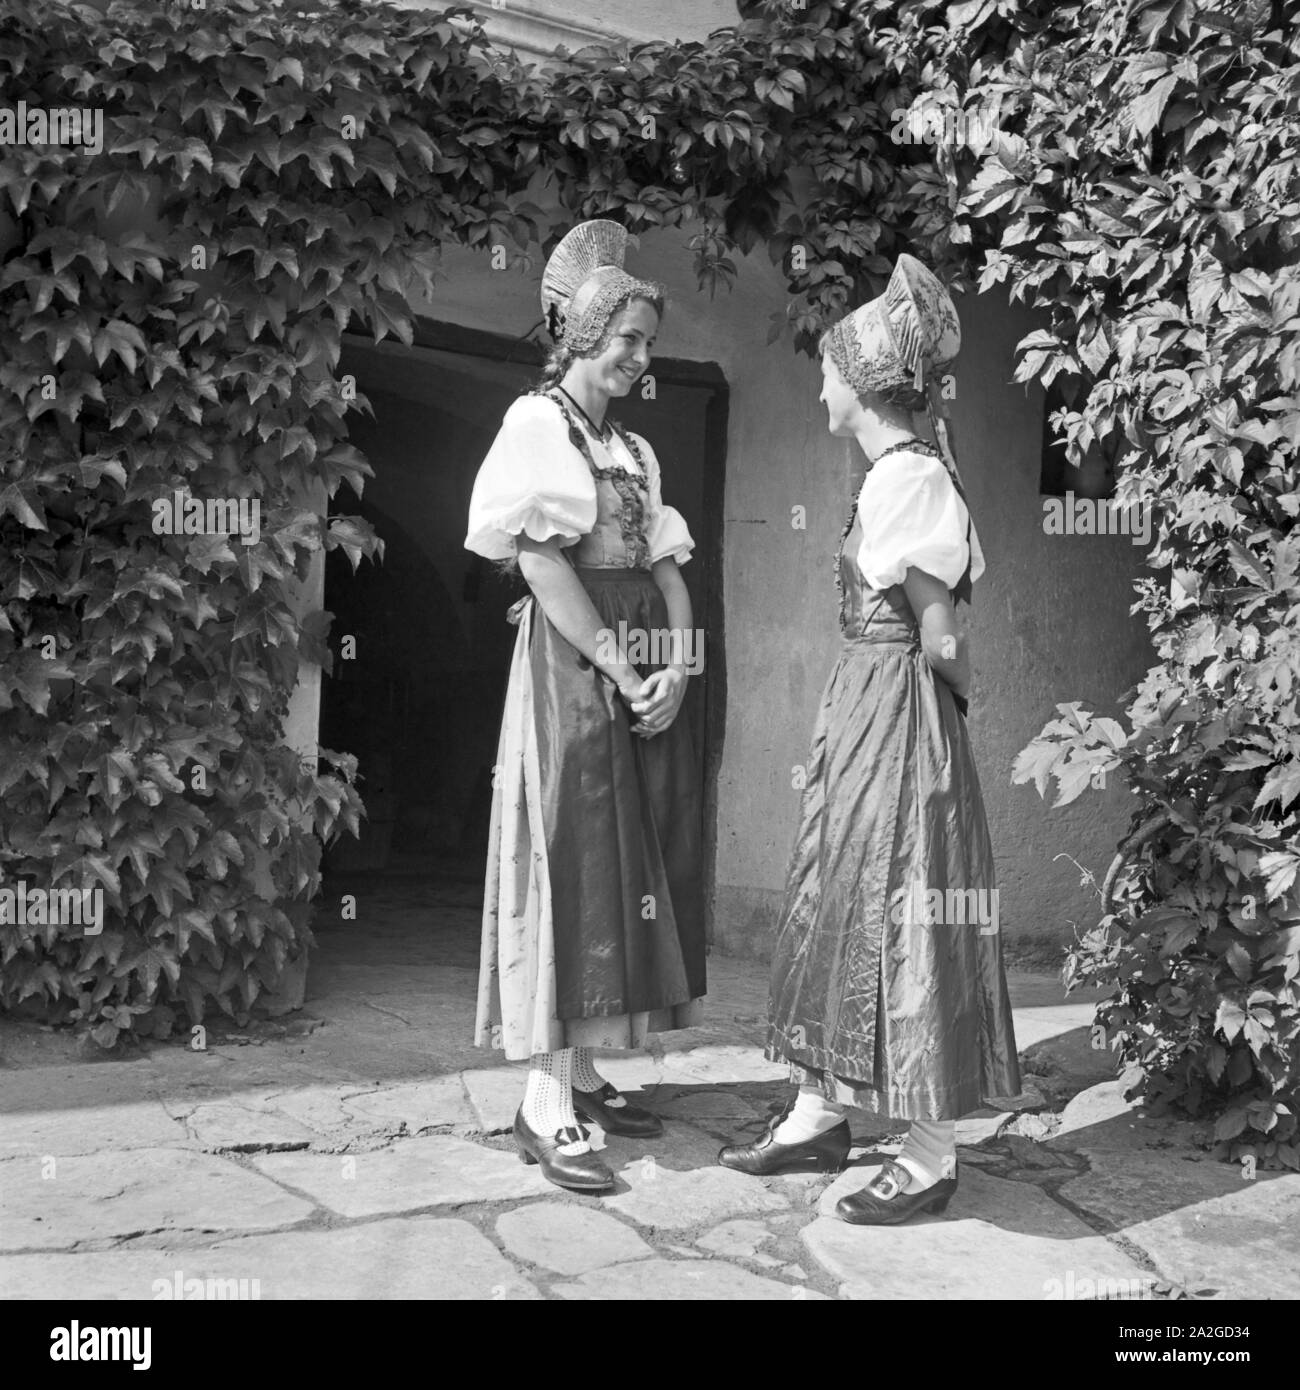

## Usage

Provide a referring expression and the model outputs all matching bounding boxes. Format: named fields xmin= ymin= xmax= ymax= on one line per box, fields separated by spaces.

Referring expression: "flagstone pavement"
xmin=1 ymin=877 xmax=1296 ymax=1301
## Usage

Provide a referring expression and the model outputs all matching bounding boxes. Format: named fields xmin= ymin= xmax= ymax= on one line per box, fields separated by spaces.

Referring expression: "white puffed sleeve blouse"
xmin=464 ymin=394 xmax=694 ymax=566
xmin=856 ymin=450 xmax=985 ymax=592
xmin=636 ymin=431 xmax=694 ymax=566
xmin=465 ymin=396 xmax=594 ymax=561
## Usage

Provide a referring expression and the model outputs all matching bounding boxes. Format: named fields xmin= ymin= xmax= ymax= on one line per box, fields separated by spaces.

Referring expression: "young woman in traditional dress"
xmin=465 ymin=220 xmax=705 ymax=1194
xmin=718 ymin=255 xmax=1020 ymax=1224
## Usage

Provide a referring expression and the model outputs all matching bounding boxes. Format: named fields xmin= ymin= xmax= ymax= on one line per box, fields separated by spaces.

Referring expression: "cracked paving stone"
xmin=1054 ymin=1149 xmax=1300 ymax=1300
xmin=172 ymin=1098 xmax=321 ymax=1151
xmin=554 ymin=1257 xmax=830 ymax=1300
xmin=0 ymin=1217 xmax=540 ymax=1299
xmin=339 ymin=1077 xmax=475 ymax=1134
xmin=805 ymin=1164 xmax=1151 ymax=1299
xmin=0 ymin=1149 xmax=315 ymax=1253
xmin=495 ymin=1201 xmax=653 ymax=1275
xmin=954 ymin=1109 xmax=1013 ymax=1147
xmin=695 ymin=1218 xmax=779 ymax=1263
xmin=602 ymin=1137 xmax=790 ymax=1232
xmin=249 ymin=1134 xmax=551 ymax=1218
xmin=236 ymin=1082 xmax=371 ymax=1137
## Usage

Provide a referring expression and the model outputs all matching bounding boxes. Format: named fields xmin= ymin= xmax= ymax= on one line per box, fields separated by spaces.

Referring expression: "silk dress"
xmin=465 ymin=390 xmax=706 ymax=1061
xmin=765 ymin=449 xmax=1020 ymax=1119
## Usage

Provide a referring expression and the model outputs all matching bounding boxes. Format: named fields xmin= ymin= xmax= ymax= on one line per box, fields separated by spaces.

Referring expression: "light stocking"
xmin=522 ymin=1049 xmax=589 ymax=1154
xmin=894 ymin=1118 xmax=956 ymax=1191
xmin=772 ymin=1086 xmax=848 ymax=1143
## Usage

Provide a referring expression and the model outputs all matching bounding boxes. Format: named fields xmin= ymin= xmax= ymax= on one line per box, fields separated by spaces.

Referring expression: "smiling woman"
xmin=463 ymin=220 xmax=706 ymax=1195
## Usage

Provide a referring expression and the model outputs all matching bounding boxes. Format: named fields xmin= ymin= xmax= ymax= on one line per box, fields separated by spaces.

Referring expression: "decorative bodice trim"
xmin=537 ymin=389 xmax=651 ymax=570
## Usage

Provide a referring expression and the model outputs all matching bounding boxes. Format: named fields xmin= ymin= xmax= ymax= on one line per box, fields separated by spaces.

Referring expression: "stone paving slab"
xmin=955 ymin=1108 xmax=1014 ymax=1147
xmin=554 ymin=1256 xmax=829 ymax=1300
xmin=0 ymin=1149 xmax=315 ymax=1253
xmin=588 ymin=1052 xmax=669 ymax=1092
xmin=1055 ymin=1149 xmax=1300 ymax=1300
xmin=169 ymin=1097 xmax=321 ymax=1151
xmin=0 ymin=1217 xmax=540 ymax=1299
xmin=660 ymin=1044 xmax=790 ymax=1084
xmin=603 ymin=1157 xmax=790 ymax=1232
xmin=235 ymin=1082 xmax=376 ymax=1138
xmin=1050 ymin=1078 xmax=1175 ymax=1151
xmin=655 ymin=1089 xmax=762 ymax=1126
xmin=804 ymin=1164 xmax=1152 ymax=1300
xmin=1011 ymin=1005 xmax=1098 ymax=1051
xmin=249 ymin=1134 xmax=552 ymax=1218
xmin=462 ymin=1067 xmax=527 ymax=1135
xmin=695 ymin=1217 xmax=784 ymax=1267
xmin=0 ymin=1064 xmax=193 ymax=1159
xmin=597 ymin=1117 xmax=728 ymax=1171
xmin=337 ymin=1076 xmax=476 ymax=1135
xmin=0 ymin=1097 xmax=189 ymax=1159
xmin=496 ymin=1201 xmax=653 ymax=1275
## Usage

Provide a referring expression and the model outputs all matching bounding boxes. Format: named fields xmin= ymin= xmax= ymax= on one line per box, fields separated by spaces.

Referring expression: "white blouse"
xmin=856 ymin=450 xmax=985 ymax=592
xmin=464 ymin=394 xmax=694 ymax=565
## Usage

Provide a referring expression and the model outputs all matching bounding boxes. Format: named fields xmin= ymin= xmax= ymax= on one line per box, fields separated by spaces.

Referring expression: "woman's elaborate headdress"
xmin=540 ymin=219 xmax=665 ymax=355
xmin=826 ymin=255 xmax=975 ymax=602
xmin=823 ymin=253 xmax=961 ymax=409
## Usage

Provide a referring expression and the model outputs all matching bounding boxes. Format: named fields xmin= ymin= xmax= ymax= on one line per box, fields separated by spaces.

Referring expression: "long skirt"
xmin=476 ymin=567 xmax=706 ymax=1061
xmin=766 ymin=632 xmax=1021 ymax=1120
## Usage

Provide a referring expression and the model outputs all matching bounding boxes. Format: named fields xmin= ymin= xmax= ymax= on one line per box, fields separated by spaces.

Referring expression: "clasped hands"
xmin=616 ymin=667 xmax=687 ymax=739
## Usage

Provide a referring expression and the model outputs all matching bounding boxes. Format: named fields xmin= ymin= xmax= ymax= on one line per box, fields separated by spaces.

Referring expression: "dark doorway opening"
xmin=320 ymin=320 xmax=729 ymax=939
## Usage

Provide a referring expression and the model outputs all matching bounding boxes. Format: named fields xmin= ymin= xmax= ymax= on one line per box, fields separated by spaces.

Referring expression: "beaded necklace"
xmin=834 ymin=437 xmax=939 ymax=624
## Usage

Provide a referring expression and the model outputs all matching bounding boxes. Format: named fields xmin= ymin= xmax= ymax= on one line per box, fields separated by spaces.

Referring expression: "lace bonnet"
xmin=822 ymin=254 xmax=961 ymax=411
xmin=540 ymin=219 xmax=666 ymax=355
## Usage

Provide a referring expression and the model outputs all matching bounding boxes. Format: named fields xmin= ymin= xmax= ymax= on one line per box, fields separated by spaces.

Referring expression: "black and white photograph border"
xmin=0 ymin=0 xmax=1297 ymax=1339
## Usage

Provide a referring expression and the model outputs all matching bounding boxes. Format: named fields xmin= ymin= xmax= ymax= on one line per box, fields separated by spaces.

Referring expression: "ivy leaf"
xmin=1225 ymin=942 xmax=1253 ymax=982
xmin=92 ymin=319 xmax=148 ymax=372
xmin=122 ymin=943 xmax=180 ymax=995
xmin=1135 ymin=906 xmax=1200 ymax=957
xmin=1213 ymin=1106 xmax=1249 ymax=1141
xmin=1010 ymin=738 xmax=1061 ymax=799
xmin=1255 ymin=763 xmax=1300 ymax=813
xmin=0 ymin=484 xmax=48 ymax=530
xmin=1259 ymin=851 xmax=1300 ymax=903
xmin=1131 ymin=74 xmax=1179 ymax=137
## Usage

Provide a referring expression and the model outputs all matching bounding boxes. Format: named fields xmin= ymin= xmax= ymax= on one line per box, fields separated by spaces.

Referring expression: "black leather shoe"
xmin=717 ymin=1115 xmax=851 ymax=1176
xmin=513 ymin=1109 xmax=615 ymax=1193
xmin=572 ymin=1083 xmax=664 ymax=1139
xmin=834 ymin=1158 xmax=958 ymax=1225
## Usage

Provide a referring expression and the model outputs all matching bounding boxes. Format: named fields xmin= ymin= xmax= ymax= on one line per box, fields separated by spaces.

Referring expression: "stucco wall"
xmin=375 ymin=227 xmax=1151 ymax=963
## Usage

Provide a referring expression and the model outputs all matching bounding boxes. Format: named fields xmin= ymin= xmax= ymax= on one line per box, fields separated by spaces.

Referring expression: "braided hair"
xmin=535 ymin=342 xmax=578 ymax=393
